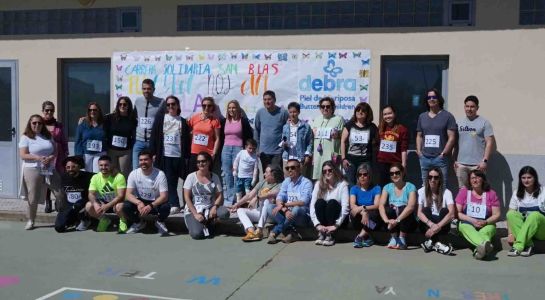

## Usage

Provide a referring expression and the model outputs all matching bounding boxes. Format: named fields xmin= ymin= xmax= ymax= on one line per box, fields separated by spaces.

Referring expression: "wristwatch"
xmin=362 ymin=205 xmax=367 ymax=212
xmin=395 ymin=218 xmax=400 ymax=223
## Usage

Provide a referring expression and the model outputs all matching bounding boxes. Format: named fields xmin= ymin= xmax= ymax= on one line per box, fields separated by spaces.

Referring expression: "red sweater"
xmin=377 ymin=124 xmax=408 ymax=164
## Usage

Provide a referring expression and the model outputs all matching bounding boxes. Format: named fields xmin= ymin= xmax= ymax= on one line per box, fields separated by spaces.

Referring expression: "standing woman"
xmin=350 ymin=164 xmax=382 ymax=248
xmin=150 ymin=95 xmax=190 ymax=215
xmin=455 ymin=169 xmax=501 ymax=260
xmin=183 ymin=152 xmax=230 ymax=239
xmin=376 ymin=105 xmax=408 ymax=186
xmin=220 ymin=100 xmax=253 ymax=206
xmin=41 ymin=101 xmax=68 ymax=213
xmin=188 ymin=97 xmax=221 ymax=173
xmin=311 ymin=97 xmax=345 ymax=180
xmin=104 ymin=96 xmax=137 ymax=179
xmin=19 ymin=115 xmax=62 ymax=229
xmin=341 ymin=102 xmax=378 ymax=185
xmin=310 ymin=161 xmax=350 ymax=246
xmin=417 ymin=167 xmax=455 ymax=255
xmin=379 ymin=163 xmax=417 ymax=249
xmin=75 ymin=102 xmax=107 ymax=173
xmin=506 ymin=166 xmax=545 ymax=257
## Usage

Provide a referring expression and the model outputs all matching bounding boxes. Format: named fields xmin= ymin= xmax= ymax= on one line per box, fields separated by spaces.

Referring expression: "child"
xmin=233 ymin=139 xmax=260 ymax=203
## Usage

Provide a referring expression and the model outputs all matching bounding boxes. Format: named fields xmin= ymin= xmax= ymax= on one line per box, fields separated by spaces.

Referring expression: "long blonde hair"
xmin=318 ymin=161 xmax=344 ymax=198
xmin=226 ymin=99 xmax=241 ymax=121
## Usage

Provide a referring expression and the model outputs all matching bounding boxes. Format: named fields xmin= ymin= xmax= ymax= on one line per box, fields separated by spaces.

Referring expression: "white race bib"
xmin=164 ymin=133 xmax=180 ymax=145
xmin=139 ymin=117 xmax=154 ymax=130
xmin=86 ymin=140 xmax=102 ymax=152
xmin=99 ymin=192 xmax=116 ymax=203
xmin=349 ymin=129 xmax=370 ymax=144
xmin=431 ymin=203 xmax=440 ymax=216
xmin=111 ymin=135 xmax=128 ymax=148
xmin=466 ymin=201 xmax=487 ymax=219
xmin=316 ymin=127 xmax=332 ymax=139
xmin=287 ymin=192 xmax=300 ymax=202
xmin=424 ymin=135 xmax=440 ymax=148
xmin=193 ymin=134 xmax=209 ymax=146
xmin=139 ymin=189 xmax=155 ymax=201
xmin=379 ymin=140 xmax=397 ymax=153
xmin=66 ymin=192 xmax=82 ymax=203
xmin=194 ymin=195 xmax=212 ymax=206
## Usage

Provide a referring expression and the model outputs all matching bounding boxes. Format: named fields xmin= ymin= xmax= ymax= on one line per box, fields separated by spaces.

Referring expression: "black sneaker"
xmin=507 ymin=247 xmax=521 ymax=257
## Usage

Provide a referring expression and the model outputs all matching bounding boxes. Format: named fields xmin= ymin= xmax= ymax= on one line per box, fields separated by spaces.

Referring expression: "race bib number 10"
xmin=466 ymin=202 xmax=487 ymax=219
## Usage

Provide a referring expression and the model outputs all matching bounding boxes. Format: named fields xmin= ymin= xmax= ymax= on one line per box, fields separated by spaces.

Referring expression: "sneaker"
xmin=24 ymin=220 xmax=34 ymax=230
xmin=254 ymin=228 xmax=263 ymax=240
xmin=316 ymin=231 xmax=326 ymax=246
xmin=521 ymin=246 xmax=533 ymax=257
xmin=282 ymin=230 xmax=300 ymax=244
xmin=126 ymin=221 xmax=145 ymax=234
xmin=362 ymin=238 xmax=374 ymax=247
xmin=421 ymin=239 xmax=434 ymax=253
xmin=76 ymin=219 xmax=90 ymax=231
xmin=322 ymin=233 xmax=335 ymax=246
xmin=155 ymin=221 xmax=169 ymax=236
xmin=434 ymin=241 xmax=453 ymax=255
xmin=242 ymin=229 xmax=259 ymax=242
xmin=507 ymin=247 xmax=521 ymax=257
xmin=386 ymin=237 xmax=399 ymax=249
xmin=475 ymin=241 xmax=492 ymax=260
xmin=96 ymin=217 xmax=111 ymax=232
xmin=170 ymin=207 xmax=181 ymax=215
xmin=118 ymin=218 xmax=128 ymax=233
xmin=397 ymin=237 xmax=407 ymax=250
xmin=353 ymin=235 xmax=364 ymax=248
xmin=267 ymin=232 xmax=279 ymax=244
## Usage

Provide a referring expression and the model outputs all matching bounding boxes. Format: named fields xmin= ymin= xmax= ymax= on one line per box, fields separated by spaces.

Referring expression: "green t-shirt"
xmin=89 ymin=173 xmax=126 ymax=203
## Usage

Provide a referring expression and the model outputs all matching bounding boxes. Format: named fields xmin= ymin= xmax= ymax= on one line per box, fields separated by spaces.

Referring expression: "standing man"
xmin=254 ymin=90 xmax=289 ymax=171
xmin=123 ymin=150 xmax=170 ymax=235
xmin=454 ymin=95 xmax=495 ymax=188
xmin=85 ymin=155 xmax=127 ymax=233
xmin=267 ymin=159 xmax=312 ymax=244
xmin=416 ymin=88 xmax=457 ymax=186
xmin=132 ymin=78 xmax=164 ymax=169
xmin=54 ymin=156 xmax=94 ymax=233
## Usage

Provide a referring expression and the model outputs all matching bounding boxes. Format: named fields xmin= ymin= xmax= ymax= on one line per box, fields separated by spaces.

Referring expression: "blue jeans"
xmin=236 ymin=177 xmax=253 ymax=194
xmin=419 ymin=155 xmax=448 ymax=187
xmin=132 ymin=140 xmax=150 ymax=170
xmin=221 ymin=145 xmax=242 ymax=206
xmin=269 ymin=205 xmax=310 ymax=235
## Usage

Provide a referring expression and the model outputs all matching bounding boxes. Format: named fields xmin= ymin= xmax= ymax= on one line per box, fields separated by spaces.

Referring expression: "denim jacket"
xmin=281 ymin=121 xmax=313 ymax=161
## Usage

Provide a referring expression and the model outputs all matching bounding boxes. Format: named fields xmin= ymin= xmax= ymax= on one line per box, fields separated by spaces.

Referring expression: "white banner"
xmin=112 ymin=49 xmax=370 ymax=123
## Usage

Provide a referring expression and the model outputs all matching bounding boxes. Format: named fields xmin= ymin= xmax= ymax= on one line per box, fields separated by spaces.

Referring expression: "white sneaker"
xmin=315 ymin=231 xmax=326 ymax=245
xmin=126 ymin=221 xmax=146 ymax=234
xmin=170 ymin=207 xmax=181 ymax=215
xmin=155 ymin=220 xmax=169 ymax=236
xmin=24 ymin=220 xmax=34 ymax=230
xmin=322 ymin=233 xmax=335 ymax=246
xmin=76 ymin=219 xmax=90 ymax=231
xmin=434 ymin=241 xmax=453 ymax=255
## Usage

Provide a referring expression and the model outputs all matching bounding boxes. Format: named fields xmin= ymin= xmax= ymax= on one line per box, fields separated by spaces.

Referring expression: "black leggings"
xmin=384 ymin=205 xmax=417 ymax=234
xmin=351 ymin=209 xmax=383 ymax=232
xmin=418 ymin=207 xmax=451 ymax=241
xmin=314 ymin=199 xmax=342 ymax=226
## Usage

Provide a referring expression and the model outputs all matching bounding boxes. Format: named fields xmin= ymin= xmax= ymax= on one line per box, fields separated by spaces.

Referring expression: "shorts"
xmin=235 ymin=177 xmax=253 ymax=194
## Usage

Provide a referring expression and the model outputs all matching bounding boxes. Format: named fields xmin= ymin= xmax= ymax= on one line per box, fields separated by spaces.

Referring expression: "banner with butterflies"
xmin=112 ymin=49 xmax=370 ymax=122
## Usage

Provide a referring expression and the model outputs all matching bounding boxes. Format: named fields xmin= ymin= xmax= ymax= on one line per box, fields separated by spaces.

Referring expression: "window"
xmin=60 ymin=59 xmax=110 ymax=141
xmin=0 ymin=7 xmax=140 ymax=35
xmin=177 ymin=0 xmax=469 ymax=31
xmin=520 ymin=0 xmax=545 ymax=25
xmin=447 ymin=0 xmax=474 ymax=26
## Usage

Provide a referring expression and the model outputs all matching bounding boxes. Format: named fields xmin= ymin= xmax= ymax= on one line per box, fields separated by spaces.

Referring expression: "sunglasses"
xmin=166 ymin=102 xmax=177 ymax=107
xmin=428 ymin=175 xmax=440 ymax=180
xmin=285 ymin=166 xmax=298 ymax=171
xmin=44 ymin=109 xmax=54 ymax=113
xmin=322 ymin=168 xmax=333 ymax=175
xmin=389 ymin=171 xmax=401 ymax=176
xmin=320 ymin=105 xmax=332 ymax=109
xmin=196 ymin=160 xmax=208 ymax=164
xmin=118 ymin=102 xmax=128 ymax=107
xmin=202 ymin=104 xmax=214 ymax=108
xmin=427 ymin=96 xmax=438 ymax=100
xmin=31 ymin=121 xmax=42 ymax=125
xmin=88 ymin=108 xmax=98 ymax=112
xmin=358 ymin=172 xmax=369 ymax=177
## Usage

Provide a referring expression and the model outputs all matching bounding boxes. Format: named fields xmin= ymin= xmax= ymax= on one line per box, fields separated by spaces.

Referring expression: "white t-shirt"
xmin=127 ymin=168 xmax=168 ymax=202
xmin=234 ymin=150 xmax=258 ymax=179
xmin=309 ymin=181 xmax=350 ymax=227
xmin=163 ymin=114 xmax=182 ymax=158
xmin=18 ymin=134 xmax=55 ymax=168
xmin=509 ymin=187 xmax=545 ymax=213
xmin=417 ymin=187 xmax=454 ymax=216
xmin=288 ymin=122 xmax=299 ymax=159
xmin=183 ymin=172 xmax=222 ymax=215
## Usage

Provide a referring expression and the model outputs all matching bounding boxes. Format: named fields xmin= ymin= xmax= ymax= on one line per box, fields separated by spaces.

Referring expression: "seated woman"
xmin=417 ymin=167 xmax=455 ymax=255
xmin=231 ymin=165 xmax=284 ymax=242
xmin=310 ymin=161 xmax=350 ymax=246
xmin=506 ymin=166 xmax=545 ymax=257
xmin=378 ymin=163 xmax=417 ymax=250
xmin=183 ymin=151 xmax=229 ymax=239
xmin=349 ymin=164 xmax=382 ymax=248
xmin=455 ymin=169 xmax=501 ymax=260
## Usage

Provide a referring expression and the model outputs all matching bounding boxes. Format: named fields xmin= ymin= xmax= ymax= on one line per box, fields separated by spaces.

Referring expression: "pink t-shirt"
xmin=455 ymin=187 xmax=500 ymax=219
xmin=224 ymin=119 xmax=243 ymax=147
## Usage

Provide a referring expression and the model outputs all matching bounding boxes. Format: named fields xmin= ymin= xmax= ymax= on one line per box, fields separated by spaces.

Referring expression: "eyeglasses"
xmin=44 ymin=109 xmax=54 ymax=113
xmin=202 ymin=104 xmax=214 ymax=108
xmin=322 ymin=168 xmax=333 ymax=175
xmin=358 ymin=172 xmax=369 ymax=177
xmin=320 ymin=105 xmax=332 ymax=109
xmin=166 ymin=102 xmax=177 ymax=107
xmin=196 ymin=160 xmax=208 ymax=164
xmin=389 ymin=171 xmax=401 ymax=176
xmin=118 ymin=102 xmax=128 ymax=107
xmin=31 ymin=121 xmax=42 ymax=125
xmin=285 ymin=166 xmax=298 ymax=171
xmin=427 ymin=96 xmax=438 ymax=101
xmin=88 ymin=108 xmax=98 ymax=112
xmin=428 ymin=175 xmax=440 ymax=180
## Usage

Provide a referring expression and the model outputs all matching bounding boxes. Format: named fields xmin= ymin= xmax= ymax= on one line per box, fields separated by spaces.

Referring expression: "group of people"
xmin=18 ymin=79 xmax=545 ymax=260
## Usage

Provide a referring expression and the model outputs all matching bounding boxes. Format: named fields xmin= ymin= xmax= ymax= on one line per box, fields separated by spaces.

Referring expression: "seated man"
xmin=55 ymin=156 xmax=94 ymax=232
xmin=85 ymin=155 xmax=127 ymax=232
xmin=267 ymin=159 xmax=312 ymax=244
xmin=122 ymin=150 xmax=170 ymax=235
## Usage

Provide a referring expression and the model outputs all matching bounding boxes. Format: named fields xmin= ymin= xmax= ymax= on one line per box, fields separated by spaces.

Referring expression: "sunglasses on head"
xmin=285 ymin=165 xmax=298 ymax=171
xmin=428 ymin=175 xmax=440 ymax=180
xmin=427 ymin=96 xmax=438 ymax=100
xmin=389 ymin=171 xmax=401 ymax=176
xmin=320 ymin=104 xmax=332 ymax=109
xmin=322 ymin=168 xmax=333 ymax=175
xmin=358 ymin=172 xmax=369 ymax=177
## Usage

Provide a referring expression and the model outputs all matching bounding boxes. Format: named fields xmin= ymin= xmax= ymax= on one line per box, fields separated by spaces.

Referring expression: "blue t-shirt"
xmin=384 ymin=182 xmax=416 ymax=207
xmin=350 ymin=185 xmax=381 ymax=206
